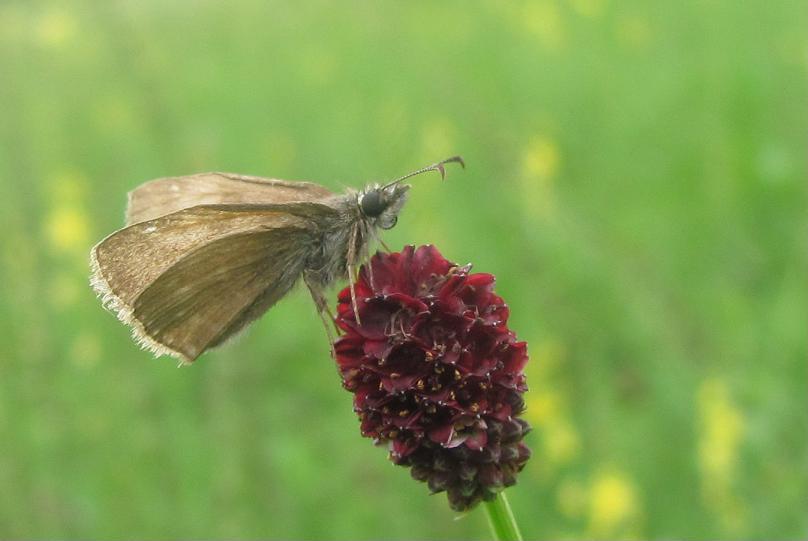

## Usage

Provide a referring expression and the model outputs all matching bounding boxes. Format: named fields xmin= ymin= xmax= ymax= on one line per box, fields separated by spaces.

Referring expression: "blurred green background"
xmin=0 ymin=1 xmax=805 ymax=539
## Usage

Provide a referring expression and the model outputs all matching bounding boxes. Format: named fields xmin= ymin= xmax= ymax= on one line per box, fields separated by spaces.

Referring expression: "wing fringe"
xmin=89 ymin=242 xmax=192 ymax=365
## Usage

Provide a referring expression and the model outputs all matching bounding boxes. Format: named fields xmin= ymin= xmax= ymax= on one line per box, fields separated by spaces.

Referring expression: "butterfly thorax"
xmin=303 ymin=183 xmax=408 ymax=290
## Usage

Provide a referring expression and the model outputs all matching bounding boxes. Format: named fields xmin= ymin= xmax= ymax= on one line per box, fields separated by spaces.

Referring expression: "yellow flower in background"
xmin=697 ymin=378 xmax=747 ymax=534
xmin=44 ymin=170 xmax=91 ymax=261
xmin=526 ymin=388 xmax=562 ymax=424
xmin=523 ymin=136 xmax=560 ymax=180
xmin=35 ymin=7 xmax=77 ymax=47
xmin=555 ymin=468 xmax=644 ymax=536
xmin=698 ymin=379 xmax=744 ymax=483
xmin=47 ymin=206 xmax=89 ymax=254
xmin=523 ymin=0 xmax=567 ymax=51
xmin=543 ymin=418 xmax=581 ymax=466
xmin=587 ymin=469 xmax=642 ymax=538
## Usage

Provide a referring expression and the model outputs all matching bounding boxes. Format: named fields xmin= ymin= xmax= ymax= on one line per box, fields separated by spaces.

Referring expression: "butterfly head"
xmin=358 ymin=184 xmax=409 ymax=230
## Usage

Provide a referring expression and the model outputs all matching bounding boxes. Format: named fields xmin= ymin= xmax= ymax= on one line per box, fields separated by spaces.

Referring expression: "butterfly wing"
xmin=91 ymin=203 xmax=334 ymax=363
xmin=126 ymin=172 xmax=335 ymax=225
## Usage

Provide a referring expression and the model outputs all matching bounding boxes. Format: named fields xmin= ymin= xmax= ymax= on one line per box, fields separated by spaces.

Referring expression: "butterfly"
xmin=90 ymin=156 xmax=464 ymax=364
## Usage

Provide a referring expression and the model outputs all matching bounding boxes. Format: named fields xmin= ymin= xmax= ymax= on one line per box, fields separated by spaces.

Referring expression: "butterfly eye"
xmin=379 ymin=215 xmax=397 ymax=230
xmin=360 ymin=190 xmax=387 ymax=217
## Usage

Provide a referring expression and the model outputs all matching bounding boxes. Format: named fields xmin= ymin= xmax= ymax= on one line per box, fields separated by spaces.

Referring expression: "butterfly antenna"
xmin=382 ymin=155 xmax=465 ymax=189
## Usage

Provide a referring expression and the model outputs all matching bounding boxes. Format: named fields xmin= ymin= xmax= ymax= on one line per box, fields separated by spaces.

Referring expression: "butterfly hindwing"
xmin=126 ymin=172 xmax=335 ymax=225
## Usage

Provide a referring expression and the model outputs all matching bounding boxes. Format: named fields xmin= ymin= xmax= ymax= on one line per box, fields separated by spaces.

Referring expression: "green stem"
xmin=483 ymin=491 xmax=523 ymax=541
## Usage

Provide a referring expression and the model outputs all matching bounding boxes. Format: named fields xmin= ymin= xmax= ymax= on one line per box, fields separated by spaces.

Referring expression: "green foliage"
xmin=0 ymin=0 xmax=805 ymax=539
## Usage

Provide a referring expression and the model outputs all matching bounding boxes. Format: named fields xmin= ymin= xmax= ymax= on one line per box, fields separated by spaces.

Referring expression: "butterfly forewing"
xmin=132 ymin=227 xmax=313 ymax=362
xmin=126 ymin=172 xmax=334 ymax=225
xmin=91 ymin=203 xmax=333 ymax=362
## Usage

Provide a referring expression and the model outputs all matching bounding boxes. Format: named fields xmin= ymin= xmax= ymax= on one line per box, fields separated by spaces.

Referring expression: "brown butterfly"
xmin=90 ymin=156 xmax=464 ymax=364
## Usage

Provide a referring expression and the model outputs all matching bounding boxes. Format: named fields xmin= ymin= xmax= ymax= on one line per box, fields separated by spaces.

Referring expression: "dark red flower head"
xmin=334 ymin=245 xmax=531 ymax=511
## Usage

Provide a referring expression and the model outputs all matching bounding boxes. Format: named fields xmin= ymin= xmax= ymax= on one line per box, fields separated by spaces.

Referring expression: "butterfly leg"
xmin=318 ymin=310 xmax=337 ymax=357
xmin=346 ymin=223 xmax=362 ymax=325
xmin=359 ymin=222 xmax=378 ymax=291
xmin=304 ymin=272 xmax=339 ymax=355
xmin=367 ymin=257 xmax=376 ymax=291
xmin=346 ymin=263 xmax=361 ymax=326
